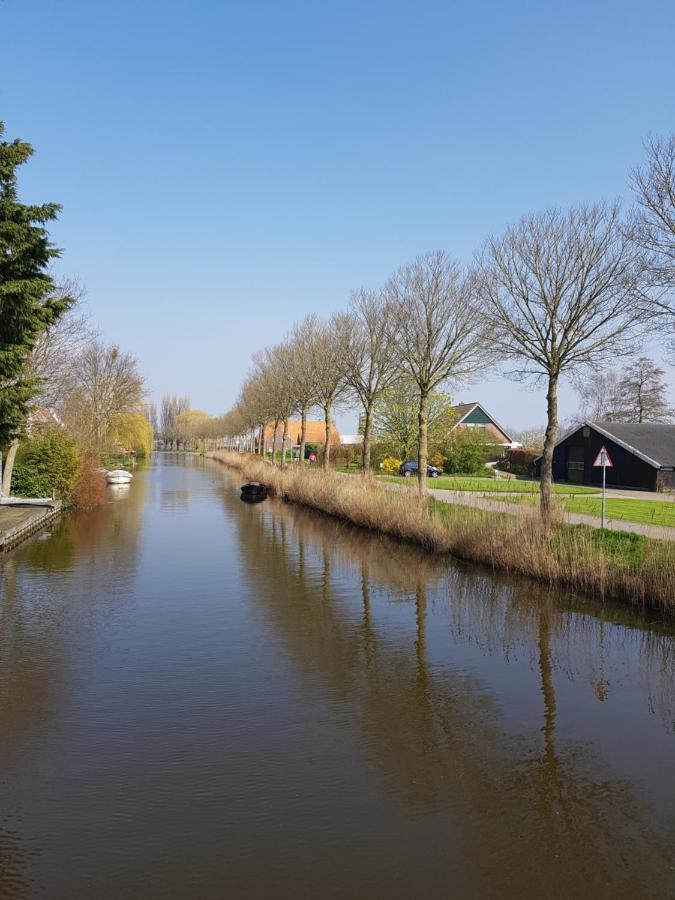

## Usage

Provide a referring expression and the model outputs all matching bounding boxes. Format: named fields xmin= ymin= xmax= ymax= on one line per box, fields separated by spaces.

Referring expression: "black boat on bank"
xmin=240 ymin=482 xmax=268 ymax=502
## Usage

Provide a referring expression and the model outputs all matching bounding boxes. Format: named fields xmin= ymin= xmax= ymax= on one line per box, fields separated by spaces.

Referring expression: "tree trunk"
xmin=299 ymin=407 xmax=307 ymax=466
xmin=323 ymin=405 xmax=332 ymax=469
xmin=362 ymin=399 xmax=374 ymax=474
xmin=417 ymin=390 xmax=429 ymax=497
xmin=281 ymin=419 xmax=289 ymax=468
xmin=1 ymin=439 xmax=19 ymax=496
xmin=540 ymin=373 xmax=559 ymax=524
xmin=271 ymin=417 xmax=280 ymax=465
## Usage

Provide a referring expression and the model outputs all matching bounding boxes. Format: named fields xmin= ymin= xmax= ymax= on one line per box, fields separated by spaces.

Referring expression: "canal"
xmin=1 ymin=454 xmax=674 ymax=899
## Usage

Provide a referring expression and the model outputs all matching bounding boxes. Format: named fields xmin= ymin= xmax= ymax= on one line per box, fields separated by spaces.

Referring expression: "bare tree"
xmin=574 ymin=369 xmax=624 ymax=422
xmin=253 ymin=344 xmax=296 ymax=466
xmin=575 ymin=357 xmax=674 ymax=424
xmin=145 ymin=402 xmax=159 ymax=434
xmin=619 ymin=357 xmax=674 ymax=423
xmin=288 ymin=316 xmax=319 ymax=465
xmin=344 ymin=289 xmax=398 ymax=473
xmin=236 ymin=376 xmax=267 ymax=454
xmin=387 ymin=250 xmax=487 ymax=495
xmin=630 ymin=135 xmax=675 ymax=343
xmin=275 ymin=344 xmax=298 ymax=467
xmin=507 ymin=426 xmax=546 ymax=451
xmin=306 ymin=314 xmax=352 ymax=469
xmin=160 ymin=395 xmax=190 ymax=448
xmin=29 ymin=278 xmax=95 ymax=409
xmin=475 ymin=202 xmax=648 ymax=521
xmin=59 ymin=341 xmax=145 ymax=454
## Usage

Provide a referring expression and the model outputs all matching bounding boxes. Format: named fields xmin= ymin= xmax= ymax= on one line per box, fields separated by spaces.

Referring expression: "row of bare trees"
xmin=224 ymin=136 xmax=675 ymax=522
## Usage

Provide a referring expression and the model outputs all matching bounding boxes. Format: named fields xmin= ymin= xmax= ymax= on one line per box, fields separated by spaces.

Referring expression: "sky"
xmin=2 ymin=0 xmax=674 ymax=433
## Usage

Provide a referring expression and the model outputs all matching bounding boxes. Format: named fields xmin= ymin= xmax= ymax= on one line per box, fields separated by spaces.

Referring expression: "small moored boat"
xmin=240 ymin=482 xmax=267 ymax=502
xmin=106 ymin=470 xmax=133 ymax=486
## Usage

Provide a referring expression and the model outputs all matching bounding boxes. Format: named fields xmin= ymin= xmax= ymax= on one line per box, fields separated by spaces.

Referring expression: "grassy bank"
xmin=210 ymin=451 xmax=675 ymax=612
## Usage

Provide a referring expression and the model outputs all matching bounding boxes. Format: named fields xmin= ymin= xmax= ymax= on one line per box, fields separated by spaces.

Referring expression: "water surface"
xmin=1 ymin=455 xmax=674 ymax=899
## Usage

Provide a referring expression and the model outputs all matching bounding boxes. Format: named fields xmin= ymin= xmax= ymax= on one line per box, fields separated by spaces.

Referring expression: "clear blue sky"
xmin=2 ymin=0 xmax=674 ymax=430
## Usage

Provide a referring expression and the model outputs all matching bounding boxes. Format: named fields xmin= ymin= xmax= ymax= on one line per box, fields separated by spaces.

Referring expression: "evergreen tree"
xmin=0 ymin=121 xmax=73 ymax=486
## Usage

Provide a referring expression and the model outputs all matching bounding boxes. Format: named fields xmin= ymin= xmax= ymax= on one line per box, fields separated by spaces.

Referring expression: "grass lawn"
xmin=498 ymin=493 xmax=675 ymax=528
xmin=377 ymin=474 xmax=598 ymax=494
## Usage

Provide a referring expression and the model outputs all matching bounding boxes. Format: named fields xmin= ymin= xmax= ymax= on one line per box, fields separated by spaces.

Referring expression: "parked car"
xmin=399 ymin=460 xmax=441 ymax=478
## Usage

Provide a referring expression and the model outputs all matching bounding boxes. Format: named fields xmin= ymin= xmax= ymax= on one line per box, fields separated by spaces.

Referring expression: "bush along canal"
xmin=1 ymin=453 xmax=674 ymax=899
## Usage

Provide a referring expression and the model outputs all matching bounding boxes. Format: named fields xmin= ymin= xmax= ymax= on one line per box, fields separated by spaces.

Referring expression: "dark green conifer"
xmin=0 ymin=121 xmax=73 ymax=447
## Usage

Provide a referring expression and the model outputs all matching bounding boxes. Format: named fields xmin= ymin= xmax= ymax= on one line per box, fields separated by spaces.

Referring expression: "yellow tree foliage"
xmin=111 ymin=412 xmax=154 ymax=456
xmin=176 ymin=409 xmax=212 ymax=447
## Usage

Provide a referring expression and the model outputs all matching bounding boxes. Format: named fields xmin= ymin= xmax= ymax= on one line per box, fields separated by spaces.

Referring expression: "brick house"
xmin=263 ymin=419 xmax=341 ymax=450
xmin=451 ymin=402 xmax=516 ymax=448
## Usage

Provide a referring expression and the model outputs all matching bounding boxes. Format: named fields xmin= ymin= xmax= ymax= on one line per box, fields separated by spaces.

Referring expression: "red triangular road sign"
xmin=593 ymin=445 xmax=613 ymax=467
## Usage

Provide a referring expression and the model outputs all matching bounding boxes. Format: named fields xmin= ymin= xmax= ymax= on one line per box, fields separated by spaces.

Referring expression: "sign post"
xmin=593 ymin=445 xmax=613 ymax=529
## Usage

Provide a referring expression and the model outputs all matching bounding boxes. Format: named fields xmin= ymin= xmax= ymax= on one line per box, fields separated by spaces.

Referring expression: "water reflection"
xmin=226 ymin=487 xmax=675 ymax=897
xmin=0 ymin=457 xmax=673 ymax=899
xmin=0 ymin=472 xmax=147 ymax=768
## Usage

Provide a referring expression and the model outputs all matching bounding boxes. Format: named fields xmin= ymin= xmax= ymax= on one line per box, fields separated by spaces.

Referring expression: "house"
xmin=451 ymin=402 xmax=518 ymax=448
xmin=542 ymin=421 xmax=675 ymax=491
xmin=263 ymin=419 xmax=340 ymax=450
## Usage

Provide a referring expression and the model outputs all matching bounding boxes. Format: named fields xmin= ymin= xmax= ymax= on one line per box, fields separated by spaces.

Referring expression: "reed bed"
xmin=210 ymin=451 xmax=675 ymax=612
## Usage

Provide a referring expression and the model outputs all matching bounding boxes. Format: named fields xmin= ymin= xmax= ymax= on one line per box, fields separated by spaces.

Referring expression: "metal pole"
xmin=601 ymin=462 xmax=606 ymax=530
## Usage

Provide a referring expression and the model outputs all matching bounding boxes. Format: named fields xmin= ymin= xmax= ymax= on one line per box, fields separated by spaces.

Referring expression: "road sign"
xmin=592 ymin=445 xmax=613 ymax=528
xmin=593 ymin=445 xmax=613 ymax=468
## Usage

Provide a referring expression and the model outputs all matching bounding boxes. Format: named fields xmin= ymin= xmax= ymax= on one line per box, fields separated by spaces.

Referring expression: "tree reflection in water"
xmin=225 ymin=487 xmax=675 ymax=898
xmin=0 ymin=459 xmax=673 ymax=900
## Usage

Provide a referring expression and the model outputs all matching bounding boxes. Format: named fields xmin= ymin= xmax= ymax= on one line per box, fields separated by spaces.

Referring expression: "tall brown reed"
xmin=210 ymin=451 xmax=675 ymax=612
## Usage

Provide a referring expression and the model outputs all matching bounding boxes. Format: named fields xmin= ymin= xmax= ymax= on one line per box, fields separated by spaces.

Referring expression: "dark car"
xmin=398 ymin=460 xmax=441 ymax=478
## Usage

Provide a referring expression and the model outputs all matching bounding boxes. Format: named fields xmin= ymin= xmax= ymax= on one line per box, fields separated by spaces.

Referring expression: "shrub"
xmin=11 ymin=429 xmax=80 ymax=499
xmin=70 ymin=455 xmax=107 ymax=509
xmin=430 ymin=452 xmax=446 ymax=470
xmin=504 ymin=447 xmax=540 ymax=477
xmin=370 ymin=441 xmax=396 ymax=470
xmin=304 ymin=441 xmax=320 ymax=460
xmin=332 ymin=443 xmax=361 ymax=467
xmin=382 ymin=456 xmax=403 ymax=475
xmin=444 ymin=430 xmax=491 ymax=474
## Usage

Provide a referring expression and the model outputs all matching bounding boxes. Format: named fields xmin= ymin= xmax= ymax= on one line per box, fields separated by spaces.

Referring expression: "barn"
xmin=545 ymin=422 xmax=675 ymax=492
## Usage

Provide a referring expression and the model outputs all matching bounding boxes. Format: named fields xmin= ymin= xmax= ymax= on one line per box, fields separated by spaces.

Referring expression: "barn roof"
xmin=549 ymin=421 xmax=675 ymax=468
xmin=589 ymin=422 xmax=675 ymax=468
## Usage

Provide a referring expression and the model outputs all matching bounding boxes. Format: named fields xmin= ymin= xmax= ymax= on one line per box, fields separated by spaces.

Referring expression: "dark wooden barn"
xmin=540 ymin=422 xmax=675 ymax=492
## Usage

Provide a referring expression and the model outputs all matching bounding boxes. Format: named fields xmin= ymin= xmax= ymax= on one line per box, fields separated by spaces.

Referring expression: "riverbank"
xmin=0 ymin=502 xmax=61 ymax=551
xmin=209 ymin=451 xmax=675 ymax=612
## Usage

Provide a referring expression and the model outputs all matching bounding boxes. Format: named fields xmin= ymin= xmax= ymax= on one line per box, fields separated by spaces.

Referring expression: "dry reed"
xmin=210 ymin=451 xmax=675 ymax=612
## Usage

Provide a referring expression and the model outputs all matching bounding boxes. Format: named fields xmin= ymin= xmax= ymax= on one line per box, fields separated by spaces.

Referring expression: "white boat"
xmin=106 ymin=469 xmax=133 ymax=485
